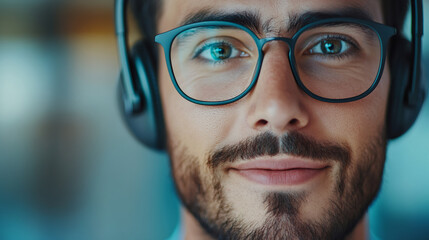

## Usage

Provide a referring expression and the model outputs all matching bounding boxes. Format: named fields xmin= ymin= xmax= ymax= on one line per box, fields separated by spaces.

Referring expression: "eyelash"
xmin=306 ymin=34 xmax=359 ymax=59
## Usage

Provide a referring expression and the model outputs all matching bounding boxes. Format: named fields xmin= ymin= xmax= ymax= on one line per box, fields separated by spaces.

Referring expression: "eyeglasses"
xmin=155 ymin=18 xmax=396 ymax=105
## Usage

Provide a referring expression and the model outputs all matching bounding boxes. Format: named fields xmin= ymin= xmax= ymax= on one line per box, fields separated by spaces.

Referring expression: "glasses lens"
xmin=294 ymin=23 xmax=381 ymax=99
xmin=171 ymin=25 xmax=259 ymax=102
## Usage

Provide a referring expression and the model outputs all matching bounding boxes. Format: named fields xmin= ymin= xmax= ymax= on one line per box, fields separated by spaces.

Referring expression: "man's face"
xmin=157 ymin=0 xmax=390 ymax=239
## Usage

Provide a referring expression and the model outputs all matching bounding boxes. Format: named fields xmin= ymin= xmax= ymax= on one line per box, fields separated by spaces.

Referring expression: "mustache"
xmin=208 ymin=132 xmax=351 ymax=169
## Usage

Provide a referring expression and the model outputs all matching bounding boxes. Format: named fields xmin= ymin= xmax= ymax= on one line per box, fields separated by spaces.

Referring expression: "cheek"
xmin=352 ymin=67 xmax=390 ymax=137
xmin=158 ymin=58 xmax=237 ymax=157
xmin=353 ymin=69 xmax=390 ymax=154
xmin=310 ymin=67 xmax=390 ymax=155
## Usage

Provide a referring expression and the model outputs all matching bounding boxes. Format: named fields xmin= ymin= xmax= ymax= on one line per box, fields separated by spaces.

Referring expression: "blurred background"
xmin=0 ymin=0 xmax=428 ymax=240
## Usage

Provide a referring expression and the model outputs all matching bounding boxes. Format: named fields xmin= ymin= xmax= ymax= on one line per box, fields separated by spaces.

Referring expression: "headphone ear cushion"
xmin=118 ymin=40 xmax=165 ymax=149
xmin=387 ymin=36 xmax=426 ymax=139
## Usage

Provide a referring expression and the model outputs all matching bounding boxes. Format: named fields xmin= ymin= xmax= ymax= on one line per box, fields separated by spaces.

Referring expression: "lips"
xmin=229 ymin=159 xmax=329 ymax=186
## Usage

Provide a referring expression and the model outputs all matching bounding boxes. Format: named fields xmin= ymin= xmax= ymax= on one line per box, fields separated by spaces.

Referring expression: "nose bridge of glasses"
xmin=260 ymin=37 xmax=293 ymax=50
xmin=256 ymin=36 xmax=298 ymax=95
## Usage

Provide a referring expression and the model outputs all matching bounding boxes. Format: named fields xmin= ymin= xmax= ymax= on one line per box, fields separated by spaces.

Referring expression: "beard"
xmin=168 ymin=131 xmax=386 ymax=240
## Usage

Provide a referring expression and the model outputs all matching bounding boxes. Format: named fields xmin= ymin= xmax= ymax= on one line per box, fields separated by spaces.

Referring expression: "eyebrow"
xmin=182 ymin=9 xmax=262 ymax=34
xmin=288 ymin=7 xmax=374 ymax=33
xmin=180 ymin=7 xmax=375 ymax=35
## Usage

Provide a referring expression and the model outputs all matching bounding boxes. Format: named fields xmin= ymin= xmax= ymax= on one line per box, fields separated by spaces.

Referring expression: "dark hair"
xmin=382 ymin=0 xmax=410 ymax=33
xmin=132 ymin=0 xmax=409 ymax=44
xmin=131 ymin=0 xmax=162 ymax=44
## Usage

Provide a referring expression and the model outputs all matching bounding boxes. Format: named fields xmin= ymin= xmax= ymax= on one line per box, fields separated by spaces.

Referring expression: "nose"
xmin=246 ymin=41 xmax=310 ymax=133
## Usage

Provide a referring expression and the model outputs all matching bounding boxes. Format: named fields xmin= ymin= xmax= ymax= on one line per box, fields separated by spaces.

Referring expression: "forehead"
xmin=158 ymin=0 xmax=383 ymax=33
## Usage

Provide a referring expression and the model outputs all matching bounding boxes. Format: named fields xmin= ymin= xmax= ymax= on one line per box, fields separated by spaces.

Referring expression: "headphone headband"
xmin=409 ymin=0 xmax=424 ymax=105
xmin=116 ymin=0 xmax=142 ymax=114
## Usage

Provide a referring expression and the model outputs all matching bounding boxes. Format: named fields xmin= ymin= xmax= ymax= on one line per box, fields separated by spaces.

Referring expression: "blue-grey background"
xmin=0 ymin=0 xmax=428 ymax=239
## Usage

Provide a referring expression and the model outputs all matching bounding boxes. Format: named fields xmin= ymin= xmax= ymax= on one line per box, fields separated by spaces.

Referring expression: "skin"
xmin=156 ymin=0 xmax=390 ymax=239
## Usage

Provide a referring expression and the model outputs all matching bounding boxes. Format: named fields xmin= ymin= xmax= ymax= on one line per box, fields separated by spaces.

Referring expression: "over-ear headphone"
xmin=115 ymin=0 xmax=165 ymax=149
xmin=387 ymin=0 xmax=426 ymax=138
xmin=115 ymin=0 xmax=426 ymax=149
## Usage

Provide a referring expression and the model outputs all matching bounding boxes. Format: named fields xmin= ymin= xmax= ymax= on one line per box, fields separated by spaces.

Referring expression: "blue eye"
xmin=210 ymin=43 xmax=232 ymax=60
xmin=193 ymin=41 xmax=249 ymax=63
xmin=304 ymin=34 xmax=360 ymax=60
xmin=310 ymin=38 xmax=351 ymax=55
xmin=321 ymin=39 xmax=345 ymax=54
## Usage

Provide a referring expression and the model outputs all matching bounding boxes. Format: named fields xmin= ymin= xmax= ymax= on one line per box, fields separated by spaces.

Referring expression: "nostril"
xmin=256 ymin=119 xmax=268 ymax=127
xmin=289 ymin=118 xmax=298 ymax=126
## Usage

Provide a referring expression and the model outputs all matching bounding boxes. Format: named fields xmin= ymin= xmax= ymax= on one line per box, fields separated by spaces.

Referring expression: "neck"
xmin=180 ymin=207 xmax=369 ymax=240
xmin=181 ymin=208 xmax=213 ymax=240
xmin=346 ymin=215 xmax=369 ymax=240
